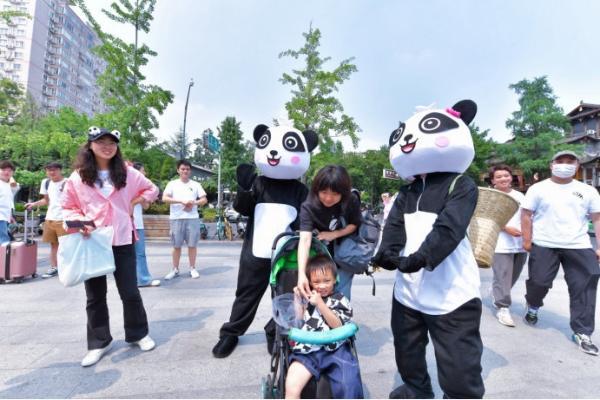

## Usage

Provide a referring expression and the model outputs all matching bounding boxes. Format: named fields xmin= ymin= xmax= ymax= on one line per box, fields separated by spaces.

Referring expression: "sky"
xmin=77 ymin=0 xmax=600 ymax=152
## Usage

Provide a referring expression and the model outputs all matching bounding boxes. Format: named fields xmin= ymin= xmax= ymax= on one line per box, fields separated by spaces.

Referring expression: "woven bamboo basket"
xmin=467 ymin=188 xmax=519 ymax=268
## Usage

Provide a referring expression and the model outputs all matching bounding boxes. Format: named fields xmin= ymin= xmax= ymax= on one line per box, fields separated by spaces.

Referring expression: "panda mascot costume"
xmin=212 ymin=123 xmax=318 ymax=358
xmin=373 ymin=100 xmax=485 ymax=398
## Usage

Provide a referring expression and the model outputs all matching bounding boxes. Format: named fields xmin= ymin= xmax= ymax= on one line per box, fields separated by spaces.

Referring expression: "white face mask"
xmin=551 ymin=163 xmax=578 ymax=179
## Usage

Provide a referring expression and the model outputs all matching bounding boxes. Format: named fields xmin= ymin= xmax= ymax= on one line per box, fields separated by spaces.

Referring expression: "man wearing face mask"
xmin=521 ymin=150 xmax=600 ymax=356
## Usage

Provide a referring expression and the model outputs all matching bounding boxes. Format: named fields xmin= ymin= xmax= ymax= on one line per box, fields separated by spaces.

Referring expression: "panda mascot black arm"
xmin=418 ymin=174 xmax=478 ymax=269
xmin=233 ymin=163 xmax=258 ymax=218
xmin=373 ymin=188 xmax=407 ymax=270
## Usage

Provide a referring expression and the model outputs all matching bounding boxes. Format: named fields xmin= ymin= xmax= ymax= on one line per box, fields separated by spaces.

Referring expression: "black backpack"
xmin=333 ymin=189 xmax=381 ymax=294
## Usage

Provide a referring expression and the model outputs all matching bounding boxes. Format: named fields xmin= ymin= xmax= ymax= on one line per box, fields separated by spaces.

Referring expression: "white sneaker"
xmin=164 ymin=269 xmax=179 ymax=280
xmin=134 ymin=335 xmax=156 ymax=351
xmin=497 ymin=307 xmax=515 ymax=327
xmin=81 ymin=342 xmax=112 ymax=367
xmin=190 ymin=268 xmax=200 ymax=279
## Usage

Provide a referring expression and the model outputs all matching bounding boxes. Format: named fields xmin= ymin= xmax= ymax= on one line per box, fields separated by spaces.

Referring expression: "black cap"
xmin=88 ymin=126 xmax=121 ymax=143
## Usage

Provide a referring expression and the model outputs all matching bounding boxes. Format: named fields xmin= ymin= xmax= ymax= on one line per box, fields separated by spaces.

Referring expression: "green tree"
xmin=162 ymin=127 xmax=190 ymax=160
xmin=72 ymin=0 xmax=173 ymax=147
xmin=0 ymin=78 xmax=24 ymax=125
xmin=279 ymin=24 xmax=361 ymax=152
xmin=191 ymin=132 xmax=216 ymax=169
xmin=498 ymin=76 xmax=575 ymax=178
xmin=0 ymin=9 xmax=28 ymax=23
xmin=218 ymin=117 xmax=250 ymax=190
xmin=506 ymin=76 xmax=571 ymax=138
xmin=466 ymin=125 xmax=496 ymax=184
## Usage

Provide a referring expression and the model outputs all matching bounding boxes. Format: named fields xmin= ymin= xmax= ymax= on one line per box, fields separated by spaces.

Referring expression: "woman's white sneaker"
xmin=81 ymin=342 xmax=112 ymax=367
xmin=134 ymin=335 xmax=156 ymax=351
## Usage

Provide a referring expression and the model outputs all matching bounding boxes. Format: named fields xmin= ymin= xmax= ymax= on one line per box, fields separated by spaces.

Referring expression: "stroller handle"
xmin=271 ymin=230 xmax=323 ymax=251
xmin=288 ymin=322 xmax=358 ymax=345
xmin=271 ymin=231 xmax=298 ymax=251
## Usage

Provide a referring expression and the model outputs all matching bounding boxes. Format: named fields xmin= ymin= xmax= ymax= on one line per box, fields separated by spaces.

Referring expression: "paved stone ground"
xmin=1 ymin=239 xmax=599 ymax=398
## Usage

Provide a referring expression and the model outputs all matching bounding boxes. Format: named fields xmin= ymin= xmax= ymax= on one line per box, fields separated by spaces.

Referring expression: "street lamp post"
xmin=181 ymin=78 xmax=194 ymax=159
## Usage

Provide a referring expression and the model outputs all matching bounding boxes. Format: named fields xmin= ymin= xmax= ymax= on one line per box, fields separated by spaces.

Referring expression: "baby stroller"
xmin=261 ymin=232 xmax=360 ymax=399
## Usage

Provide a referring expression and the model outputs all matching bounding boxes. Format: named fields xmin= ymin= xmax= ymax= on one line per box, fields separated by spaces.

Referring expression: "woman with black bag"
xmin=296 ymin=165 xmax=361 ymax=300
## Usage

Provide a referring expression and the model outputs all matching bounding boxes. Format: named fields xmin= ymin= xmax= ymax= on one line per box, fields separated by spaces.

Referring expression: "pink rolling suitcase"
xmin=0 ymin=209 xmax=38 ymax=283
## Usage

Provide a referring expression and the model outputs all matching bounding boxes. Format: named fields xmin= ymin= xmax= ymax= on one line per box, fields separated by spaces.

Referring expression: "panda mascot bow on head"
xmin=212 ymin=123 xmax=318 ymax=359
xmin=373 ymin=100 xmax=485 ymax=399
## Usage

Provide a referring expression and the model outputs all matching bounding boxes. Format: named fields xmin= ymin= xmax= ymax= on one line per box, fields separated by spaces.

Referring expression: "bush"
xmin=14 ymin=203 xmax=48 ymax=213
xmin=202 ymin=207 xmax=217 ymax=222
xmin=145 ymin=202 xmax=170 ymax=215
xmin=144 ymin=203 xmax=217 ymax=221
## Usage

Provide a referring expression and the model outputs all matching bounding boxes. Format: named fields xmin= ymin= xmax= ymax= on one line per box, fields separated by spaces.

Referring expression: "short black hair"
xmin=177 ymin=159 xmax=192 ymax=169
xmin=45 ymin=162 xmax=62 ymax=170
xmin=0 ymin=160 xmax=15 ymax=171
xmin=132 ymin=162 xmax=143 ymax=171
xmin=306 ymin=254 xmax=337 ymax=280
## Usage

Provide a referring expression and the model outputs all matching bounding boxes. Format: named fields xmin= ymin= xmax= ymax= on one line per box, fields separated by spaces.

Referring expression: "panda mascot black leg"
xmin=212 ymin=123 xmax=318 ymax=358
xmin=373 ymin=100 xmax=485 ymax=398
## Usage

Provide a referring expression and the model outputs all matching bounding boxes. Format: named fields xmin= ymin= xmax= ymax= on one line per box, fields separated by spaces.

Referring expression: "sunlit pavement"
xmin=1 ymin=240 xmax=598 ymax=398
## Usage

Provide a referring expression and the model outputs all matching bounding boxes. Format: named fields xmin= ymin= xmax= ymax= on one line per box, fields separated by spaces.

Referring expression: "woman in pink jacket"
xmin=62 ymin=127 xmax=159 ymax=367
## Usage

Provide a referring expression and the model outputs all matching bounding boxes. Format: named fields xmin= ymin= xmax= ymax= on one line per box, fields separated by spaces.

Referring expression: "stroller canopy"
xmin=270 ymin=235 xmax=331 ymax=286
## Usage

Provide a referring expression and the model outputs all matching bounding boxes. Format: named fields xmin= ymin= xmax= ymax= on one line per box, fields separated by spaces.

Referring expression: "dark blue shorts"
xmin=289 ymin=342 xmax=364 ymax=398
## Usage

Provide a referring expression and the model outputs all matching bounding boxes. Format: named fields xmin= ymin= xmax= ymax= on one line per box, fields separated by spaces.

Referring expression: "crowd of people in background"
xmin=1 ymin=125 xmax=599 ymax=399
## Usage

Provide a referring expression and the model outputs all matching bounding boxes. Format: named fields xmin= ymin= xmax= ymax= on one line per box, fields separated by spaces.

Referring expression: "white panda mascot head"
xmin=253 ymin=123 xmax=318 ymax=180
xmin=388 ymin=100 xmax=477 ymax=180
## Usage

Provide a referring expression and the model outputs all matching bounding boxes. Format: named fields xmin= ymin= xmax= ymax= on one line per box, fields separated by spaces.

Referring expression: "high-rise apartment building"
xmin=0 ymin=0 xmax=106 ymax=116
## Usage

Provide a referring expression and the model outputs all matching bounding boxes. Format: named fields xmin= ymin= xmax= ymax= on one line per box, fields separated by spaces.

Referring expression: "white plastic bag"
xmin=58 ymin=227 xmax=115 ymax=287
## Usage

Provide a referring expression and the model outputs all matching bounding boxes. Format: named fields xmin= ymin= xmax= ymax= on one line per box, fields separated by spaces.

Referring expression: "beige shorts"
xmin=42 ymin=220 xmax=67 ymax=244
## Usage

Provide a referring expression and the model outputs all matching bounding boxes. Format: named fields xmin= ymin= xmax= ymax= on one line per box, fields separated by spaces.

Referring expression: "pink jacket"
xmin=62 ymin=167 xmax=159 ymax=246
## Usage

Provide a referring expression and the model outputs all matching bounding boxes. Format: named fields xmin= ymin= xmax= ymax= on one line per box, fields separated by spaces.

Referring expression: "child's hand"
xmin=308 ymin=290 xmax=323 ymax=306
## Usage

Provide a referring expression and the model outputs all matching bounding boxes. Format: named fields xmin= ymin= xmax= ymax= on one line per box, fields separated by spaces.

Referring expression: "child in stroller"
xmin=263 ymin=233 xmax=363 ymax=399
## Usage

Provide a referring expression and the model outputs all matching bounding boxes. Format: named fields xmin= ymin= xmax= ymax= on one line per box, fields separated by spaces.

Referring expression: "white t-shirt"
xmin=163 ymin=179 xmax=206 ymax=220
xmin=95 ymin=170 xmax=114 ymax=198
xmin=40 ymin=178 xmax=66 ymax=221
xmin=522 ymin=179 xmax=600 ymax=249
xmin=0 ymin=180 xmax=14 ymax=222
xmin=133 ymin=203 xmax=144 ymax=230
xmin=495 ymin=189 xmax=526 ymax=253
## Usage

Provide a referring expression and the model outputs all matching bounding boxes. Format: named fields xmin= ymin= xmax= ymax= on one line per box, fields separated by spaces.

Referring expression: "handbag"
xmin=334 ymin=234 xmax=373 ymax=274
xmin=57 ymin=226 xmax=116 ymax=287
xmin=333 ymin=211 xmax=378 ymax=274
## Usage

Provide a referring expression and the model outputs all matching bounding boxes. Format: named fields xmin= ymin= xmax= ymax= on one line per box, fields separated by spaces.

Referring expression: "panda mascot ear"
xmin=253 ymin=124 xmax=269 ymax=143
xmin=451 ymin=100 xmax=477 ymax=125
xmin=303 ymin=130 xmax=319 ymax=152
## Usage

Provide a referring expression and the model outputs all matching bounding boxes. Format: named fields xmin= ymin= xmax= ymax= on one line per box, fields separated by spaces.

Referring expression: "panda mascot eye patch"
xmin=389 ymin=123 xmax=406 ymax=147
xmin=418 ymin=112 xmax=459 ymax=133
xmin=257 ymin=131 xmax=271 ymax=149
xmin=283 ymin=132 xmax=306 ymax=152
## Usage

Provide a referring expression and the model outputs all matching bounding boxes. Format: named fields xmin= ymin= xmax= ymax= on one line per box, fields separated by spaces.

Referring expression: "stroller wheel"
xmin=261 ymin=375 xmax=275 ymax=399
